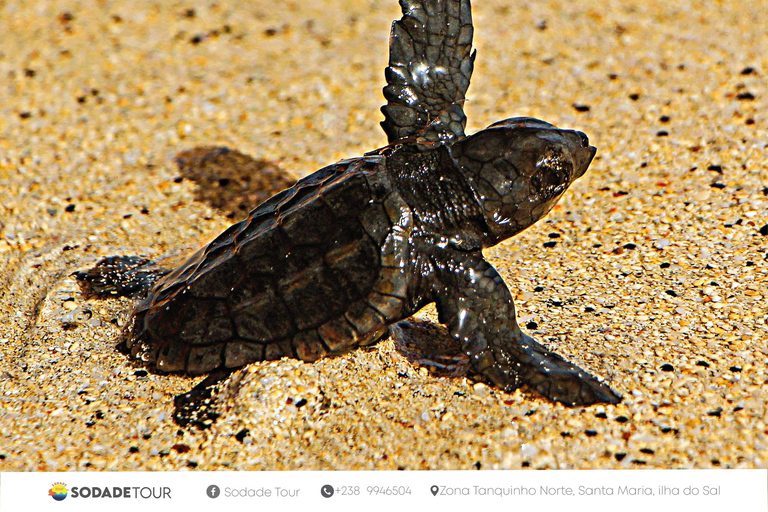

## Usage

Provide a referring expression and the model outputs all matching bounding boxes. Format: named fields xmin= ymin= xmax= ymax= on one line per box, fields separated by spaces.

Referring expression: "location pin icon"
xmin=430 ymin=485 xmax=439 ymax=496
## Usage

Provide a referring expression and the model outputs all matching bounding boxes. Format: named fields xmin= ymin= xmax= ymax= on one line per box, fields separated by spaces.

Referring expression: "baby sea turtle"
xmin=78 ymin=0 xmax=619 ymax=406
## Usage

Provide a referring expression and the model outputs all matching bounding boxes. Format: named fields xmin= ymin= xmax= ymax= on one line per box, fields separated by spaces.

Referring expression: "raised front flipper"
xmin=381 ymin=0 xmax=475 ymax=144
xmin=429 ymin=249 xmax=620 ymax=406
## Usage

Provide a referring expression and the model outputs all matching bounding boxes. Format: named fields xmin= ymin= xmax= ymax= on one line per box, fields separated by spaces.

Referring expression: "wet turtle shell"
xmin=128 ymin=157 xmax=406 ymax=374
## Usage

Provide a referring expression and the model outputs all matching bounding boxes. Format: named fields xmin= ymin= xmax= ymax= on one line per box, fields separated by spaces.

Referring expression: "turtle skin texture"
xmin=82 ymin=0 xmax=621 ymax=406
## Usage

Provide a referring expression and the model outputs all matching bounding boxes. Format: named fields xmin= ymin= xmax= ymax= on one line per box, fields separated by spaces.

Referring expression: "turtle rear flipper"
xmin=381 ymin=0 xmax=475 ymax=145
xmin=74 ymin=255 xmax=167 ymax=298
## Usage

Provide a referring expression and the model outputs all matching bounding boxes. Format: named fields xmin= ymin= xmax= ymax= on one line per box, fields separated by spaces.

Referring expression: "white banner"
xmin=1 ymin=469 xmax=765 ymax=512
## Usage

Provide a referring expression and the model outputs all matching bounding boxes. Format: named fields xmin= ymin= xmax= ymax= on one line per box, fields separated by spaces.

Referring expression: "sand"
xmin=0 ymin=0 xmax=766 ymax=470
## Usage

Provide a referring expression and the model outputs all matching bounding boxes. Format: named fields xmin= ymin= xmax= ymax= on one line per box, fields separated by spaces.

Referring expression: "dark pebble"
xmin=548 ymin=232 xmax=561 ymax=238
xmin=623 ymin=243 xmax=637 ymax=250
xmin=543 ymin=241 xmax=557 ymax=248
xmin=659 ymin=115 xmax=670 ymax=123
xmin=759 ymin=224 xmax=768 ymax=236
xmin=584 ymin=306 xmax=595 ymax=312
xmin=595 ymin=412 xmax=607 ymax=419
xmin=660 ymin=363 xmax=674 ymax=371
xmin=707 ymin=164 xmax=723 ymax=172
xmin=19 ymin=111 xmax=32 ymax=119
xmin=235 ymin=429 xmax=250 ymax=443
xmin=729 ymin=366 xmax=742 ymax=372
xmin=585 ymin=429 xmax=598 ymax=437
xmin=129 ymin=446 xmax=139 ymax=453
xmin=572 ymin=103 xmax=590 ymax=112
xmin=707 ymin=407 xmax=723 ymax=417
xmin=736 ymin=91 xmax=755 ymax=100
xmin=65 ymin=204 xmax=76 ymax=212
xmin=171 ymin=443 xmax=191 ymax=453
xmin=640 ymin=447 xmax=655 ymax=454
xmin=526 ymin=321 xmax=538 ymax=330
xmin=660 ymin=262 xmax=671 ymax=268
xmin=628 ymin=93 xmax=640 ymax=100
xmin=740 ymin=66 xmax=755 ymax=75
xmin=664 ymin=289 xmax=677 ymax=297
xmin=614 ymin=415 xmax=628 ymax=423
xmin=696 ymin=360 xmax=710 ymax=367
xmin=190 ymin=34 xmax=204 ymax=44
xmin=710 ymin=182 xmax=726 ymax=189
xmin=534 ymin=286 xmax=544 ymax=292
xmin=614 ymin=452 xmax=627 ymax=461
xmin=295 ymin=398 xmax=308 ymax=408
xmin=733 ymin=406 xmax=744 ymax=412
xmin=656 ymin=130 xmax=669 ymax=137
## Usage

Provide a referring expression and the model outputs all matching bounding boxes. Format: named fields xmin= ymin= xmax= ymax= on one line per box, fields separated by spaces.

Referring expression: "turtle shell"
xmin=128 ymin=156 xmax=403 ymax=375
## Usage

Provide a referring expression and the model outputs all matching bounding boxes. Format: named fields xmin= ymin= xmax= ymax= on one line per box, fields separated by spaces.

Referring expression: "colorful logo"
xmin=49 ymin=483 xmax=68 ymax=501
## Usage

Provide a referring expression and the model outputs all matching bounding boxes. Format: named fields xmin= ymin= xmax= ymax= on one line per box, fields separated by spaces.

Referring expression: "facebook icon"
xmin=207 ymin=485 xmax=221 ymax=498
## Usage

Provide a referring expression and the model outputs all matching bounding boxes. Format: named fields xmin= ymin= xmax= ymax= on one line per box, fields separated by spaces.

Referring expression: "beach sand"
xmin=0 ymin=0 xmax=766 ymax=470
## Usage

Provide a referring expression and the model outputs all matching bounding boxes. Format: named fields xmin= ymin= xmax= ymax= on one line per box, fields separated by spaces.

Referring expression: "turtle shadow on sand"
xmin=174 ymin=146 xmax=296 ymax=220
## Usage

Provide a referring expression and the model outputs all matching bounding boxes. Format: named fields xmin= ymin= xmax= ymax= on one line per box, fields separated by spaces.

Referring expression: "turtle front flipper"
xmin=381 ymin=0 xmax=475 ymax=145
xmin=429 ymin=250 xmax=621 ymax=406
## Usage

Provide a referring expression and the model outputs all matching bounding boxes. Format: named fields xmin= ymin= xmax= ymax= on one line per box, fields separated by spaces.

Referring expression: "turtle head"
xmin=450 ymin=117 xmax=596 ymax=244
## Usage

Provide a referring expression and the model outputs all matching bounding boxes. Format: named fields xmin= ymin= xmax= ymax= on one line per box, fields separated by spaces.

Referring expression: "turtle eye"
xmin=532 ymin=151 xmax=572 ymax=198
xmin=536 ymin=152 xmax=570 ymax=178
xmin=578 ymin=131 xmax=589 ymax=148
